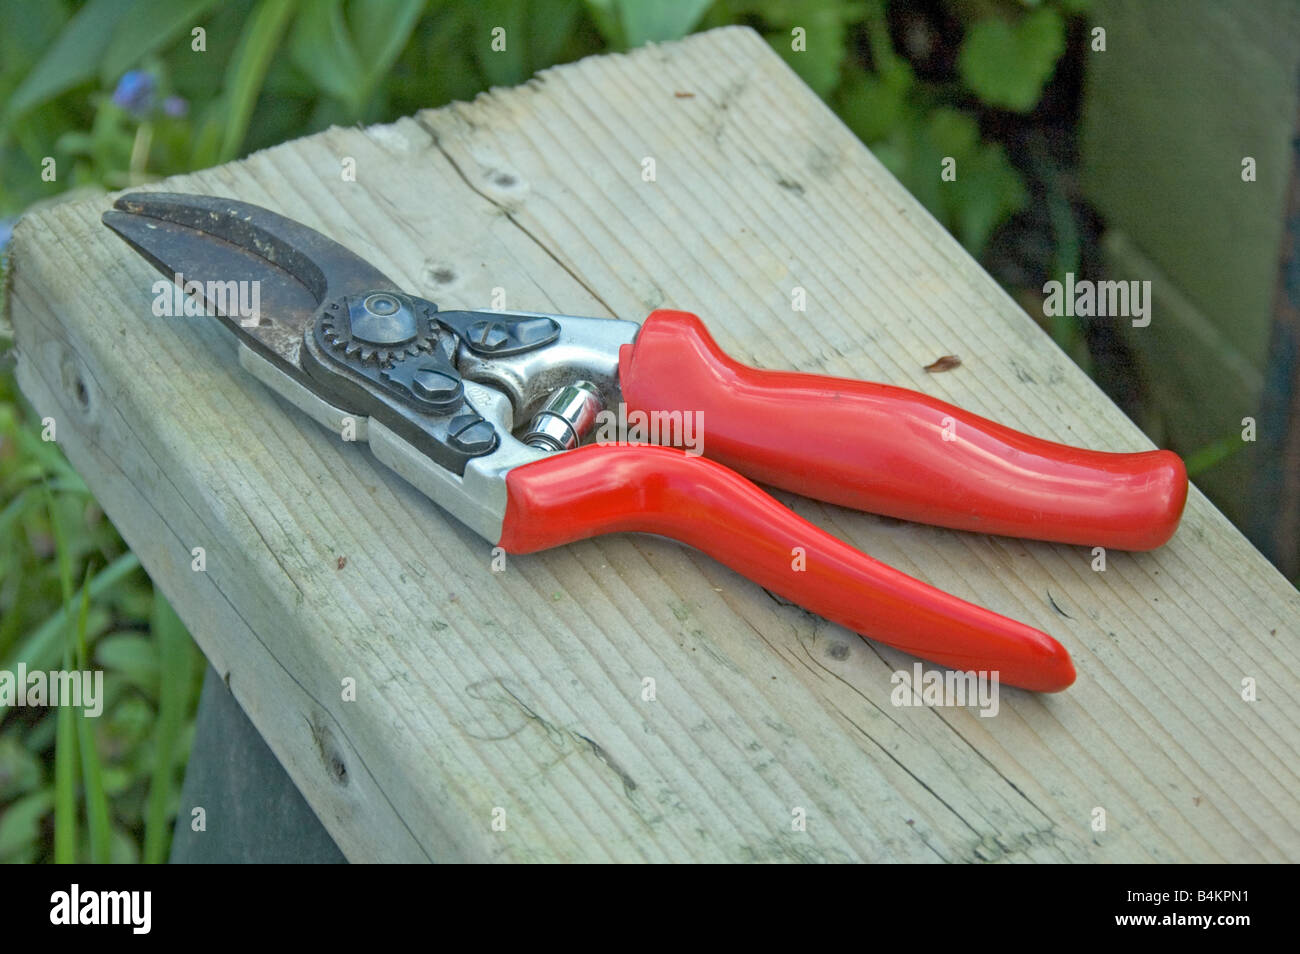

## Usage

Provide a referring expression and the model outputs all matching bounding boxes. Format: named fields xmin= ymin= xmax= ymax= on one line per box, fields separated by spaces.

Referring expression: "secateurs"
xmin=102 ymin=193 xmax=1189 ymax=693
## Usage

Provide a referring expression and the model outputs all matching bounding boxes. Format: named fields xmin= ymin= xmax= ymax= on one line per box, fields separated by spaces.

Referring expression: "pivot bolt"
xmin=447 ymin=414 xmax=497 ymax=455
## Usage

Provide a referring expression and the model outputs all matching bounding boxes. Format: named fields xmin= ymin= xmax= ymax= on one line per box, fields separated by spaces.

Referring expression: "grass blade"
xmin=52 ymin=655 xmax=79 ymax=863
xmin=73 ymin=566 xmax=112 ymax=864
xmin=1 ymin=552 xmax=140 ymax=699
xmin=143 ymin=594 xmax=192 ymax=863
xmin=0 ymin=486 xmax=33 ymax=538
xmin=5 ymin=0 xmax=134 ymax=121
xmin=46 ymin=487 xmax=79 ymax=863
xmin=219 ymin=0 xmax=298 ymax=162
xmin=100 ymin=0 xmax=223 ymax=84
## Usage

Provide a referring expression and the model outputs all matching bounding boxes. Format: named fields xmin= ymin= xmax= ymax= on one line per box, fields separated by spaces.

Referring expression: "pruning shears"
xmin=103 ymin=193 xmax=1188 ymax=692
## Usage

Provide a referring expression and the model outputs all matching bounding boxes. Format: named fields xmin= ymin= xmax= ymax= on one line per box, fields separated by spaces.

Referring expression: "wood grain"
xmin=9 ymin=27 xmax=1299 ymax=862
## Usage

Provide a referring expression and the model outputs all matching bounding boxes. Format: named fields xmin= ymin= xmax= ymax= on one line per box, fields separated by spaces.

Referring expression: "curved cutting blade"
xmin=102 ymin=192 xmax=400 ymax=380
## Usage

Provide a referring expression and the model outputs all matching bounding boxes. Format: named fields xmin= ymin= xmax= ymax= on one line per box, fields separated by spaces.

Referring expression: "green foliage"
xmin=6 ymin=0 xmax=135 ymax=120
xmin=0 ymin=375 xmax=205 ymax=864
xmin=705 ymin=0 xmax=1080 ymax=255
xmin=142 ymin=595 xmax=193 ymax=863
xmin=1183 ymin=433 xmax=1248 ymax=479
xmin=218 ymin=0 xmax=299 ymax=163
xmin=0 ymin=0 xmax=1085 ymax=253
xmin=473 ymin=0 xmax=584 ymax=86
xmin=0 ymin=0 xmax=612 ymax=214
xmin=958 ymin=6 xmax=1065 ymax=113
xmin=882 ymin=107 xmax=1028 ymax=257
xmin=752 ymin=0 xmax=868 ymax=98
xmin=99 ymin=0 xmax=224 ymax=85
xmin=833 ymin=1 xmax=1055 ymax=254
xmin=585 ymin=0 xmax=712 ymax=49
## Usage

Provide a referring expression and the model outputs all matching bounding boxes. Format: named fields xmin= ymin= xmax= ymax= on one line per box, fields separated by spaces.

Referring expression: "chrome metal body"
xmin=455 ymin=313 xmax=638 ymax=420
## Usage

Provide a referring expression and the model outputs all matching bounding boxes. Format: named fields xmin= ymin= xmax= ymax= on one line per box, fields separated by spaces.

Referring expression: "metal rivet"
xmin=364 ymin=293 xmax=400 ymax=316
xmin=410 ymin=368 xmax=459 ymax=402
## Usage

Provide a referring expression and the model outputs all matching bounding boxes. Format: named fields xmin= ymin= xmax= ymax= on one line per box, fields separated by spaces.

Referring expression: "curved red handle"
xmin=619 ymin=311 xmax=1187 ymax=551
xmin=500 ymin=444 xmax=1076 ymax=692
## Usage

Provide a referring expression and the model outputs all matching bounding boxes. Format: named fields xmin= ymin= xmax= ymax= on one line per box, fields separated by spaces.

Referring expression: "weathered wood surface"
xmin=9 ymin=27 xmax=1300 ymax=862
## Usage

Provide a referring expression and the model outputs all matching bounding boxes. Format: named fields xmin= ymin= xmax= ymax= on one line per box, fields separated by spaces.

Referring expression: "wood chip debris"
xmin=923 ymin=355 xmax=962 ymax=373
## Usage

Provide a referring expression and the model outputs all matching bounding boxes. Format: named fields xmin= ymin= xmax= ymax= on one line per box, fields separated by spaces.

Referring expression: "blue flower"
xmin=0 ymin=218 xmax=14 ymax=255
xmin=112 ymin=71 xmax=156 ymax=117
xmin=162 ymin=95 xmax=188 ymax=118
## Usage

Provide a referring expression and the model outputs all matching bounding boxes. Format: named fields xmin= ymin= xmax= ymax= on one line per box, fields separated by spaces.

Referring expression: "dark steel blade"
xmin=102 ymin=192 xmax=400 ymax=380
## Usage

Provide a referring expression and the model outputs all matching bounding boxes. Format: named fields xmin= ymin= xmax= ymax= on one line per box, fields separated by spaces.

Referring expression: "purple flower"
xmin=112 ymin=71 xmax=156 ymax=117
xmin=162 ymin=95 xmax=188 ymax=118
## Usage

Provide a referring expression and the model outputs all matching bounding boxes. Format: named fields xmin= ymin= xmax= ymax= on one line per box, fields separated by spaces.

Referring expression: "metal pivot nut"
xmin=524 ymin=381 xmax=605 ymax=452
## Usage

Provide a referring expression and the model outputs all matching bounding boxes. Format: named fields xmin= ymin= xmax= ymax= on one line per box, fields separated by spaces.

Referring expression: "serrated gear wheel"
xmin=319 ymin=308 xmax=431 ymax=363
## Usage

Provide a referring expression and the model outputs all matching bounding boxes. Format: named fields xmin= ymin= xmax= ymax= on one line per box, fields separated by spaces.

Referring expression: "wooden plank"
xmin=8 ymin=26 xmax=1300 ymax=862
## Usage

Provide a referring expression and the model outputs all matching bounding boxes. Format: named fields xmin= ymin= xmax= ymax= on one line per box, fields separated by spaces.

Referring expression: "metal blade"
xmin=103 ymin=192 xmax=400 ymax=379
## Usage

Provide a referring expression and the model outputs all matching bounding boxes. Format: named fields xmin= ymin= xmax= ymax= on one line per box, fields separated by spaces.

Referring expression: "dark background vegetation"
xmin=0 ymin=0 xmax=1282 ymax=862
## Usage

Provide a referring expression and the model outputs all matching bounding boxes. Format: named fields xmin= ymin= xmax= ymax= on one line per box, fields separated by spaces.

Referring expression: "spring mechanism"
xmin=523 ymin=381 xmax=605 ymax=452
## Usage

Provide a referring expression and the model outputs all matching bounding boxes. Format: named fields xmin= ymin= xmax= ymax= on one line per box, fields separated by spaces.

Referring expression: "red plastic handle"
xmin=500 ymin=444 xmax=1076 ymax=692
xmin=619 ymin=311 xmax=1187 ymax=551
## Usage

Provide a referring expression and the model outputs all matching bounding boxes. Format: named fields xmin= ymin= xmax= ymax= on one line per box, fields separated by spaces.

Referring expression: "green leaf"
xmin=6 ymin=0 xmax=135 ymax=120
xmin=110 ymin=823 xmax=140 ymax=863
xmin=520 ymin=0 xmax=582 ymax=72
xmin=98 ymin=693 xmax=154 ymax=764
xmin=920 ymin=108 xmax=1026 ymax=253
xmin=474 ymin=0 xmax=529 ymax=86
xmin=957 ymin=6 xmax=1065 ymax=112
xmin=143 ymin=594 xmax=193 ymax=864
xmin=617 ymin=0 xmax=712 ymax=47
xmin=475 ymin=0 xmax=583 ymax=85
xmin=95 ymin=632 xmax=160 ymax=697
xmin=926 ymin=107 xmax=980 ymax=158
xmin=868 ymin=105 xmax=1026 ymax=255
xmin=188 ymin=108 xmax=224 ymax=169
xmin=585 ymin=0 xmax=711 ymax=50
xmin=350 ymin=0 xmax=429 ymax=87
xmin=100 ymin=0 xmax=223 ymax=84
xmin=0 ymin=790 xmax=54 ymax=863
xmin=945 ymin=134 xmax=1027 ymax=254
xmin=1185 ymin=434 xmax=1247 ymax=477
xmin=764 ymin=0 xmax=867 ymax=98
xmin=48 ymin=487 xmax=79 ymax=864
xmin=219 ymin=0 xmax=298 ymax=162
xmin=289 ymin=0 xmax=366 ymax=108
xmin=2 ymin=552 xmax=140 ymax=697
xmin=53 ymin=658 xmax=79 ymax=861
xmin=12 ymin=417 xmax=89 ymax=490
xmin=165 ymin=0 xmax=255 ymax=98
xmin=0 ymin=2 xmax=68 ymax=91
xmin=838 ymin=61 xmax=914 ymax=143
xmin=0 ymin=733 xmax=43 ymax=801
xmin=99 ymin=763 xmax=135 ymax=797
xmin=398 ymin=0 xmax=477 ymax=108
xmin=73 ymin=567 xmax=112 ymax=864
xmin=0 ymin=486 xmax=34 ymax=540
xmin=582 ymin=0 xmax=623 ymax=47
